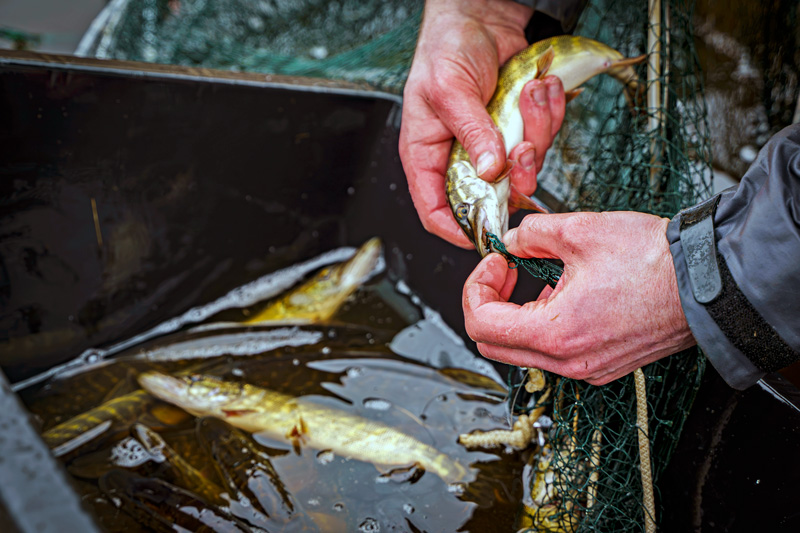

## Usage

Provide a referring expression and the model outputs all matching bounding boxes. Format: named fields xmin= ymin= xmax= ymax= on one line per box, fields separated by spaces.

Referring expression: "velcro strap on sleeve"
xmin=678 ymin=195 xmax=722 ymax=304
xmin=679 ymin=195 xmax=800 ymax=373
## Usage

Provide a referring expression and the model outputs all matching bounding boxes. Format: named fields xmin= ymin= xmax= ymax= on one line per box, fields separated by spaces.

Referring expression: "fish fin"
xmin=223 ymin=409 xmax=258 ymax=417
xmin=535 ymin=46 xmax=555 ymax=79
xmin=607 ymin=54 xmax=647 ymax=113
xmin=611 ymin=54 xmax=647 ymax=68
xmin=564 ymin=88 xmax=584 ymax=104
xmin=286 ymin=416 xmax=308 ymax=455
xmin=492 ymin=160 xmax=515 ymax=184
xmin=509 ymin=186 xmax=552 ymax=214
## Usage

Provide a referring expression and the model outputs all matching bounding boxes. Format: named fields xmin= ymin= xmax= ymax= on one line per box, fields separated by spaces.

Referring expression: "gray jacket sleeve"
xmin=667 ymin=124 xmax=800 ymax=390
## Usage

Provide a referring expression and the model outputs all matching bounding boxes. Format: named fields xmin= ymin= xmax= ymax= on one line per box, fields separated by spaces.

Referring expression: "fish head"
xmin=292 ymin=237 xmax=382 ymax=303
xmin=138 ymin=371 xmax=246 ymax=414
xmin=337 ymin=237 xmax=382 ymax=288
xmin=447 ymin=161 xmax=509 ymax=257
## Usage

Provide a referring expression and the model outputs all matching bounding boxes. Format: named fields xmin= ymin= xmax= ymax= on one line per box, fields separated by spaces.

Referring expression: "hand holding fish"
xmin=462 ymin=212 xmax=697 ymax=385
xmin=399 ymin=0 xmax=565 ymax=247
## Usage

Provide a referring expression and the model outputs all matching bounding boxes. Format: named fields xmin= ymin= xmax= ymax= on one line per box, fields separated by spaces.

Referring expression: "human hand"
xmin=399 ymin=0 xmax=566 ymax=247
xmin=462 ymin=211 xmax=697 ymax=385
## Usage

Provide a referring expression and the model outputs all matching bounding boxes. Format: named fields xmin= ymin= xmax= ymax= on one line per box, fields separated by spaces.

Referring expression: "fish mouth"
xmin=340 ymin=237 xmax=382 ymax=287
xmin=467 ymin=205 xmax=502 ymax=258
xmin=139 ymin=371 xmax=189 ymax=402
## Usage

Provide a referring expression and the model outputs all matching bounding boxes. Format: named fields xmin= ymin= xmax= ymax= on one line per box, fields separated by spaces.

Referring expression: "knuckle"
xmin=454 ymin=121 xmax=492 ymax=153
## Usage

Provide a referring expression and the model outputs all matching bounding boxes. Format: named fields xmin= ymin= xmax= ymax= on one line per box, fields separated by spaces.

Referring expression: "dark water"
xmin=19 ymin=256 xmax=529 ymax=532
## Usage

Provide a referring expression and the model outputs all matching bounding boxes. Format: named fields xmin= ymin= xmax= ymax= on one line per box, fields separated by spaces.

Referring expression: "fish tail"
xmin=607 ymin=55 xmax=647 ymax=114
xmin=426 ymin=453 xmax=470 ymax=484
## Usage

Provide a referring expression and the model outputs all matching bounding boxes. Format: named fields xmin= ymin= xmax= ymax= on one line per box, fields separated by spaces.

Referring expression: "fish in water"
xmin=99 ymin=469 xmax=253 ymax=533
xmin=243 ymin=237 xmax=382 ymax=325
xmin=139 ymin=371 xmax=470 ymax=484
xmin=41 ymin=389 xmax=190 ymax=457
xmin=446 ymin=36 xmax=645 ymax=255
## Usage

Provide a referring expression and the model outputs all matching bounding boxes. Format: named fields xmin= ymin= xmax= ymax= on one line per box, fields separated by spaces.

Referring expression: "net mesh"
xmin=87 ymin=0 xmax=423 ymax=94
xmin=85 ymin=1 xmax=711 ymax=530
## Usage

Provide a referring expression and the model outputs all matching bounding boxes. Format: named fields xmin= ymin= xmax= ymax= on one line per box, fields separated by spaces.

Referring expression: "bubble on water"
xmin=403 ymin=504 xmax=415 ymax=515
xmin=333 ymin=502 xmax=345 ymax=512
xmin=317 ymin=450 xmax=335 ymax=465
xmin=308 ymin=498 xmax=320 ymax=507
xmin=358 ymin=517 xmax=380 ymax=532
xmin=231 ymin=368 xmax=244 ymax=377
xmin=293 ymin=358 xmax=300 ymax=366
xmin=363 ymin=398 xmax=391 ymax=411
xmin=448 ymin=483 xmax=466 ymax=496
xmin=321 ymin=346 xmax=331 ymax=354
xmin=346 ymin=367 xmax=363 ymax=378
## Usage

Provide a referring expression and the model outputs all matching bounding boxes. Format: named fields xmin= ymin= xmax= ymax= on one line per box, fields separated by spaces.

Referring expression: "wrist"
xmin=424 ymin=0 xmax=533 ymax=34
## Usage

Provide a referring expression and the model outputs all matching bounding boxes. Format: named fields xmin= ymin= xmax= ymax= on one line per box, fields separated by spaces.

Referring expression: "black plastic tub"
xmin=1 ymin=51 xmax=799 ymax=532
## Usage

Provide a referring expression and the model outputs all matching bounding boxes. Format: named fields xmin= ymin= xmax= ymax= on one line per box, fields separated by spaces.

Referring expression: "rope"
xmin=634 ymin=368 xmax=657 ymax=533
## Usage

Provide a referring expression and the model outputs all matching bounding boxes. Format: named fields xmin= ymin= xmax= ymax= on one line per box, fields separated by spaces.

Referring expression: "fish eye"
xmin=455 ymin=203 xmax=469 ymax=220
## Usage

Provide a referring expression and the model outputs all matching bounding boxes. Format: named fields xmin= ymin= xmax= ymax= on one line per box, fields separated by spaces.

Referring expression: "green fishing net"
xmin=83 ymin=0 xmax=711 ymax=530
xmin=81 ymin=0 xmax=423 ymax=94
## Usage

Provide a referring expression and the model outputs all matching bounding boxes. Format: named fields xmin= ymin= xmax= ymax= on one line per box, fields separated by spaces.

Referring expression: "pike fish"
xmin=243 ymin=237 xmax=382 ymax=325
xmin=446 ymin=36 xmax=645 ymax=255
xmin=139 ymin=371 xmax=470 ymax=484
xmin=42 ymin=389 xmax=190 ymax=457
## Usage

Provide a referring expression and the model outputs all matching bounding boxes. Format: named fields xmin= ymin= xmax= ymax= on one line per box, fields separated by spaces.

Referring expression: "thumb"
xmin=430 ymin=89 xmax=506 ymax=182
xmin=503 ymin=213 xmax=577 ymax=260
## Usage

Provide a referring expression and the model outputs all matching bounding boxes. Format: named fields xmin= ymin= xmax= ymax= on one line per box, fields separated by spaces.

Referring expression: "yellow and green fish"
xmin=446 ymin=36 xmax=645 ymax=255
xmin=244 ymin=237 xmax=382 ymax=325
xmin=139 ymin=371 xmax=470 ymax=484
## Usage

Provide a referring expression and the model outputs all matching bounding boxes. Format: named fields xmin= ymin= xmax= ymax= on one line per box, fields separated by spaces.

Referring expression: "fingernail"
xmin=519 ymin=148 xmax=535 ymax=170
xmin=533 ymin=84 xmax=547 ymax=106
xmin=548 ymin=79 xmax=562 ymax=99
xmin=476 ymin=151 xmax=495 ymax=176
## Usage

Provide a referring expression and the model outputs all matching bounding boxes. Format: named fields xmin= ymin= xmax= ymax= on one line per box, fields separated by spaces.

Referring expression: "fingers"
xmin=503 ymin=213 xmax=577 ymax=260
xmin=399 ymin=95 xmax=474 ymax=248
xmin=427 ymin=77 xmax=507 ymax=182
xmin=463 ymin=254 xmax=555 ymax=349
xmin=519 ymin=76 xmax=566 ymax=170
xmin=508 ymin=141 xmax=537 ymax=196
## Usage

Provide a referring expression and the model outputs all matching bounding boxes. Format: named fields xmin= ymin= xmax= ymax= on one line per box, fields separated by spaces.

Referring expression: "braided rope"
xmin=634 ymin=368 xmax=657 ymax=533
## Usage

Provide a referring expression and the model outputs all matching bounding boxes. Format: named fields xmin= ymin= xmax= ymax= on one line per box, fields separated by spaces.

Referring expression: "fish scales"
xmin=447 ymin=36 xmax=644 ymax=256
xmin=139 ymin=372 xmax=469 ymax=484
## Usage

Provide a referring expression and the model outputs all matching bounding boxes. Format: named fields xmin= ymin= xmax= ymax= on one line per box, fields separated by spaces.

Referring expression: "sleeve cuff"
xmin=667 ymin=213 xmax=766 ymax=390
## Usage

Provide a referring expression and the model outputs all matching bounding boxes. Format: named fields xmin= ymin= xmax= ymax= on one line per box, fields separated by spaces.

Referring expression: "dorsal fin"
xmin=535 ymin=46 xmax=555 ymax=79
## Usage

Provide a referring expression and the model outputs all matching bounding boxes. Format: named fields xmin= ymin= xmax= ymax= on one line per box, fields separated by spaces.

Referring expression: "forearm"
xmin=668 ymin=124 xmax=800 ymax=389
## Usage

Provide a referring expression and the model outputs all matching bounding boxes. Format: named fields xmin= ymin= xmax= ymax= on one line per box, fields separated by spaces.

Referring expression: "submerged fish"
xmin=446 ymin=36 xmax=644 ymax=255
xmin=41 ymin=389 xmax=190 ymax=457
xmin=139 ymin=371 xmax=469 ymax=484
xmin=132 ymin=423 xmax=226 ymax=504
xmin=99 ymin=469 xmax=253 ymax=533
xmin=243 ymin=237 xmax=382 ymax=325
